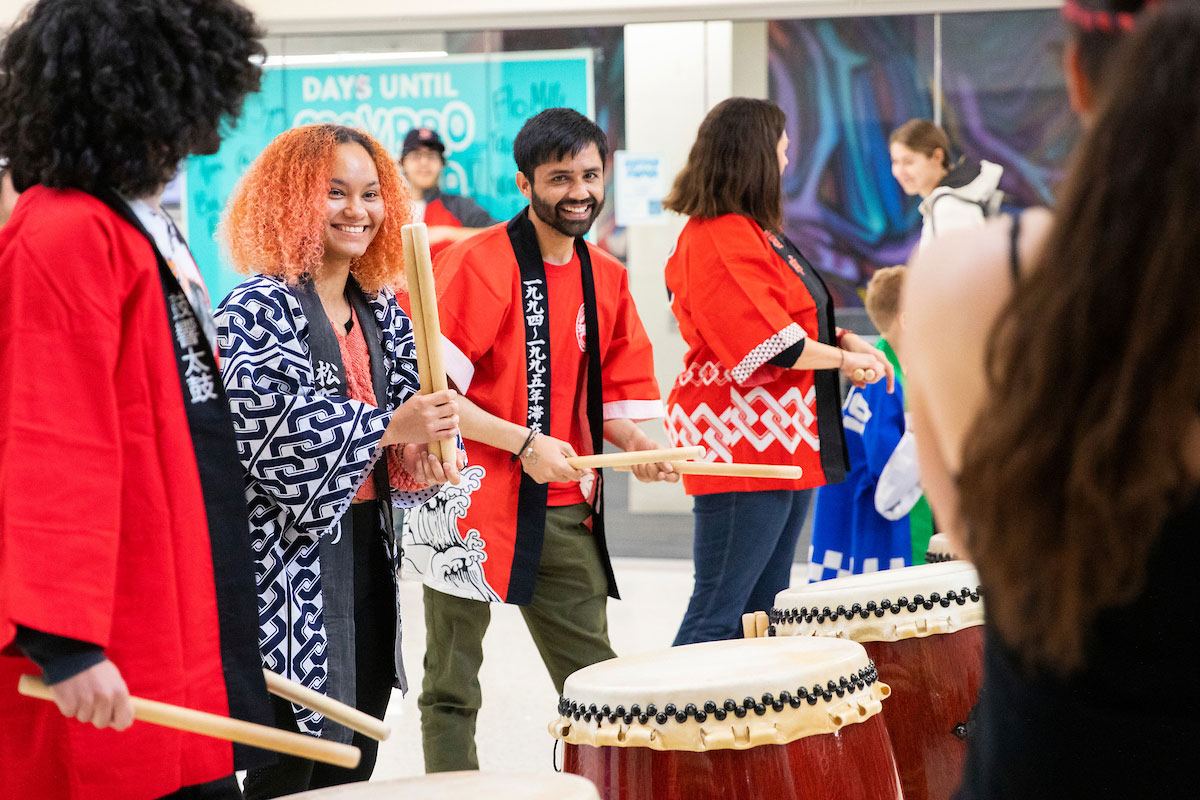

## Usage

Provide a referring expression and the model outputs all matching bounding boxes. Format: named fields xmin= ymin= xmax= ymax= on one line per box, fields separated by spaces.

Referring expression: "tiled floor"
xmin=371 ymin=557 xmax=808 ymax=780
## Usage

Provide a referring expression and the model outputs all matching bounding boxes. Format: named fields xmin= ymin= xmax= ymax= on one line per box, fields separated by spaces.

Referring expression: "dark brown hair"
xmin=0 ymin=0 xmax=263 ymax=196
xmin=888 ymin=120 xmax=951 ymax=169
xmin=865 ymin=266 xmax=906 ymax=334
xmin=958 ymin=0 xmax=1196 ymax=674
xmin=663 ymin=98 xmax=786 ymax=231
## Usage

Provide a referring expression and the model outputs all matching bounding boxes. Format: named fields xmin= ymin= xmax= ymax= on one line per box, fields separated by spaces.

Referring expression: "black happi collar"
xmin=504 ymin=207 xmax=618 ymax=603
xmin=291 ymin=277 xmax=395 ymax=542
xmin=96 ymin=191 xmax=273 ymax=768
xmin=763 ymin=229 xmax=849 ymax=485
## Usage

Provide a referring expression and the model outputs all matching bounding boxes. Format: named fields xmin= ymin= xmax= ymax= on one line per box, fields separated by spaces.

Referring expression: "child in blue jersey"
xmin=808 ymin=267 xmax=934 ymax=581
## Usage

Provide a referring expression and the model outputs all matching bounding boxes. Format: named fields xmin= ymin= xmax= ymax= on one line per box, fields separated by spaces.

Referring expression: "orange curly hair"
xmin=220 ymin=124 xmax=411 ymax=294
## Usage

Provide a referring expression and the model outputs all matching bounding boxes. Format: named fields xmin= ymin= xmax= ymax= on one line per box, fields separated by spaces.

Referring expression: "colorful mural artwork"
xmin=770 ymin=9 xmax=1073 ymax=305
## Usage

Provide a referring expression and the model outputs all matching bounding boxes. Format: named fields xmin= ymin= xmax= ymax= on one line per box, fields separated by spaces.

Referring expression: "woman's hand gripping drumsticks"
xmin=395 ymin=222 xmax=464 ymax=484
xmin=838 ymin=330 xmax=894 ymax=392
xmin=18 ymin=674 xmax=362 ymax=768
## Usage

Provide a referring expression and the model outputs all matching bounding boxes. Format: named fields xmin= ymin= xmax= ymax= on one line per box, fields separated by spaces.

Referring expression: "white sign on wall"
xmin=614 ymin=151 xmax=669 ymax=227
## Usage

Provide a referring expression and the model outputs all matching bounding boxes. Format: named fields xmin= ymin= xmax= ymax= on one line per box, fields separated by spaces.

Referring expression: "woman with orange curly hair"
xmin=215 ymin=124 xmax=462 ymax=797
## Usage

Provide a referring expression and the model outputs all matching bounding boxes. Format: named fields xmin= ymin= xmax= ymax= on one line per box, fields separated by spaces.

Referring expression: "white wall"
xmin=1 ymin=2 xmax=1058 ymax=31
xmin=244 ymin=1 xmax=1057 ymax=34
xmin=620 ymin=20 xmax=770 ymax=513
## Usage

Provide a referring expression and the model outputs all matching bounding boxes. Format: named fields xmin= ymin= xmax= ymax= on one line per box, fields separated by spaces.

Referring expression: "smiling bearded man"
xmin=401 ymin=107 xmax=678 ymax=773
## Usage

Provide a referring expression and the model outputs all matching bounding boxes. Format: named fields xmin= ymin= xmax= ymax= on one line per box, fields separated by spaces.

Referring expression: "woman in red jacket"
xmin=664 ymin=98 xmax=891 ymax=645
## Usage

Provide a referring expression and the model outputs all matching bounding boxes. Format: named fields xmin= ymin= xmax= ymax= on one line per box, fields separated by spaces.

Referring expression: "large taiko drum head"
xmin=282 ymin=771 xmax=600 ymax=799
xmin=772 ymin=561 xmax=984 ymax=800
xmin=924 ymin=533 xmax=963 ymax=564
xmin=550 ymin=637 xmax=902 ymax=800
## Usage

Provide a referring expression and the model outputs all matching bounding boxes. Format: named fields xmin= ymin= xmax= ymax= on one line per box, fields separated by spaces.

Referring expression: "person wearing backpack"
xmin=889 ymin=119 xmax=1003 ymax=251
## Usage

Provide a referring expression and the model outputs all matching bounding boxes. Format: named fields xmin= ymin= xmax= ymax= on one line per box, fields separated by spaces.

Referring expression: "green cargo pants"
xmin=417 ymin=503 xmax=617 ymax=773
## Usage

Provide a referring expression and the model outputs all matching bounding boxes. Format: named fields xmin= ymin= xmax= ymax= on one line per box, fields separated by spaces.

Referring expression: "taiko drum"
xmin=549 ymin=637 xmax=903 ymax=800
xmin=772 ymin=561 xmax=984 ymax=800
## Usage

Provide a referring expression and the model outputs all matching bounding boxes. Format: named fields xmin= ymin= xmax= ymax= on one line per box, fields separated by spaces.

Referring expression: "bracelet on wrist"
xmin=512 ymin=427 xmax=539 ymax=462
xmin=839 ymin=348 xmax=845 ymax=368
xmin=835 ymin=327 xmax=849 ymax=347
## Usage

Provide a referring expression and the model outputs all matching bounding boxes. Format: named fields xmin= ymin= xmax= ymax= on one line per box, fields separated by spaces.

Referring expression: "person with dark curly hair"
xmin=217 ymin=123 xmax=463 ymax=797
xmin=0 ymin=1 xmax=270 ymax=798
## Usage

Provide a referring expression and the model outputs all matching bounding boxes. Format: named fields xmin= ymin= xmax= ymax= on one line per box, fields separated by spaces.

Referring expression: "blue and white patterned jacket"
xmin=216 ymin=274 xmax=437 ymax=736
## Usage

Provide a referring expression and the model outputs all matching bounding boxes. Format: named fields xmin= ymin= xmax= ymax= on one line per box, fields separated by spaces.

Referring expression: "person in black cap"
xmin=399 ymin=127 xmax=497 ymax=258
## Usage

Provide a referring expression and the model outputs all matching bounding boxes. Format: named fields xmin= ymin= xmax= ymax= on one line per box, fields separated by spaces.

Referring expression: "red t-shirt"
xmin=544 ymin=253 xmax=588 ymax=506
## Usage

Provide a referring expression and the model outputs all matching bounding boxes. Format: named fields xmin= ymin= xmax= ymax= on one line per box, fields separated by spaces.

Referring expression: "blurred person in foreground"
xmin=904 ymin=1 xmax=1200 ymax=796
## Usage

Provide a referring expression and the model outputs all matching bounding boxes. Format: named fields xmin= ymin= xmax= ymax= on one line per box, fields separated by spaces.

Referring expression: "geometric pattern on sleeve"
xmin=731 ymin=322 xmax=805 ymax=384
xmin=666 ymin=380 xmax=819 ymax=463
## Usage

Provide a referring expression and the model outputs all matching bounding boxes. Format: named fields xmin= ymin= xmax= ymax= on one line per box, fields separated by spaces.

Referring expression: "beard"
xmin=530 ymin=189 xmax=604 ymax=238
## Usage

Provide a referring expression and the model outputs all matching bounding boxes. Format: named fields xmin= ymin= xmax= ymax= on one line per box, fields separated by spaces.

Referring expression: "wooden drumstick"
xmin=262 ymin=669 xmax=390 ymax=742
xmin=754 ymin=611 xmax=770 ymax=638
xmin=401 ymin=227 xmax=434 ymax=404
xmin=18 ymin=675 xmax=360 ymax=768
xmin=741 ymin=613 xmax=757 ymax=639
xmin=615 ymin=461 xmax=802 ymax=480
xmin=566 ymin=446 xmax=705 ymax=471
xmin=402 ymin=222 xmax=455 ymax=465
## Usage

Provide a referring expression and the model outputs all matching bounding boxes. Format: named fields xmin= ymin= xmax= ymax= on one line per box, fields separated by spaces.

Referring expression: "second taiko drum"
xmin=772 ymin=561 xmax=985 ymax=800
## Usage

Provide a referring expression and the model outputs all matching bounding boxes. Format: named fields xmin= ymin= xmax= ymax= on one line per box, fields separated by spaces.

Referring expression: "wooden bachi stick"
xmin=401 ymin=226 xmax=434 ymax=400
xmin=18 ymin=675 xmax=360 ymax=769
xmin=262 ymin=669 xmax=390 ymax=742
xmin=615 ymin=462 xmax=803 ymax=480
xmin=402 ymin=223 xmax=455 ymax=465
xmin=566 ymin=447 xmax=705 ymax=471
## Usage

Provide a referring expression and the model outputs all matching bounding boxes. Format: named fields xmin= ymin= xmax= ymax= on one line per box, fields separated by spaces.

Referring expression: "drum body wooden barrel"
xmin=551 ymin=638 xmax=903 ymax=800
xmin=772 ymin=562 xmax=984 ymax=800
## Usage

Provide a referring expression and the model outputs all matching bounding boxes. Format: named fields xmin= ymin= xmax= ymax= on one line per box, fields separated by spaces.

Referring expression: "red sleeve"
xmin=680 ymin=217 xmax=812 ymax=385
xmin=434 ymin=236 xmax=513 ymax=393
xmin=0 ymin=219 xmax=123 ymax=650
xmin=598 ymin=258 xmax=662 ymax=421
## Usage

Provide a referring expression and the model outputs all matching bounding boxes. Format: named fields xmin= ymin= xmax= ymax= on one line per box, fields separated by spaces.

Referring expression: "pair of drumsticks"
xmin=852 ymin=368 xmax=877 ymax=383
xmin=19 ymin=668 xmax=387 ymax=768
xmin=741 ymin=611 xmax=772 ymax=639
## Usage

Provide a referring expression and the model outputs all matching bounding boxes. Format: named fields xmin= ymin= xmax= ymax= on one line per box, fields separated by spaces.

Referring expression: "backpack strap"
xmin=1008 ymin=210 xmax=1023 ymax=282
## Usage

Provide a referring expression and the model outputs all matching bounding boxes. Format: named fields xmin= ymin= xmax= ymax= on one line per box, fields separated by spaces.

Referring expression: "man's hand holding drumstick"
xmin=602 ymin=418 xmax=681 ymax=484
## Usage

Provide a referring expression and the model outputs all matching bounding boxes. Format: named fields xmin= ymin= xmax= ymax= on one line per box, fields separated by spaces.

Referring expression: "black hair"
xmin=512 ymin=108 xmax=609 ymax=179
xmin=0 ymin=0 xmax=264 ymax=196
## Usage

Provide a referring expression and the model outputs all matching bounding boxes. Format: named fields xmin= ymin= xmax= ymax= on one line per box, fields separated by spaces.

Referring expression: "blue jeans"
xmin=673 ymin=489 xmax=813 ymax=646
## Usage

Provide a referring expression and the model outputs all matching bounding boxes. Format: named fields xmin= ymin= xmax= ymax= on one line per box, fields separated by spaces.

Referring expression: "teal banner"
xmin=185 ymin=50 xmax=594 ymax=304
